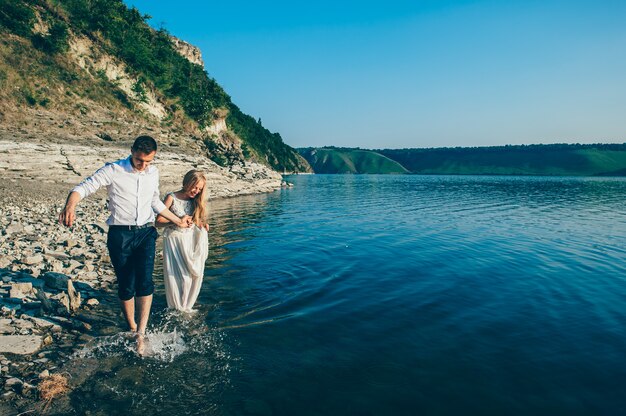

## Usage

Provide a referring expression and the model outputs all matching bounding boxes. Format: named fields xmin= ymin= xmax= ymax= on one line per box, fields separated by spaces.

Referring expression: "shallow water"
xmin=69 ymin=175 xmax=626 ymax=415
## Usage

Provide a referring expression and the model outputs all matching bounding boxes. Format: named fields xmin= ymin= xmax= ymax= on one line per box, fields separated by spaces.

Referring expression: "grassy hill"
xmin=0 ymin=0 xmax=310 ymax=173
xmin=298 ymin=148 xmax=409 ymax=174
xmin=299 ymin=144 xmax=626 ymax=175
xmin=379 ymin=144 xmax=626 ymax=176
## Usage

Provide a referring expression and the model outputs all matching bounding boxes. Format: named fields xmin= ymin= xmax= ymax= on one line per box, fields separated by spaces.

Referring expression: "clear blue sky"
xmin=125 ymin=0 xmax=626 ymax=149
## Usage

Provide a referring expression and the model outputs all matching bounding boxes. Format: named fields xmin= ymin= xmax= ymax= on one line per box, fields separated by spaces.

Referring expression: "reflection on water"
xmin=67 ymin=175 xmax=626 ymax=415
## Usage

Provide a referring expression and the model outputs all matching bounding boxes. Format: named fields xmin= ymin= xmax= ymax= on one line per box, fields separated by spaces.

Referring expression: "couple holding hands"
xmin=59 ymin=135 xmax=209 ymax=352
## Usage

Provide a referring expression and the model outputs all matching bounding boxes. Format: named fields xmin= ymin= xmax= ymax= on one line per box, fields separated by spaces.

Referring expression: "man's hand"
xmin=59 ymin=192 xmax=81 ymax=227
xmin=59 ymin=205 xmax=76 ymax=227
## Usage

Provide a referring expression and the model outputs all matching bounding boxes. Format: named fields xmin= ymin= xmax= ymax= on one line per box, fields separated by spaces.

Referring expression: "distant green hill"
xmin=299 ymin=144 xmax=626 ymax=175
xmin=298 ymin=148 xmax=409 ymax=174
xmin=379 ymin=144 xmax=626 ymax=176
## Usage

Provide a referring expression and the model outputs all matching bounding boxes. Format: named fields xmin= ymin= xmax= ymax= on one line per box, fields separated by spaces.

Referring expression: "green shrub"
xmin=23 ymin=88 xmax=36 ymax=106
xmin=0 ymin=0 xmax=34 ymax=37
xmin=31 ymin=21 xmax=69 ymax=54
xmin=59 ymin=68 xmax=79 ymax=83
xmin=95 ymin=69 xmax=108 ymax=82
xmin=112 ymin=88 xmax=132 ymax=108
xmin=132 ymin=77 xmax=148 ymax=103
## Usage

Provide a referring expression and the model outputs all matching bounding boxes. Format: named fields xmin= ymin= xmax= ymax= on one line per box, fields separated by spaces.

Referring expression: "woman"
xmin=156 ymin=170 xmax=209 ymax=312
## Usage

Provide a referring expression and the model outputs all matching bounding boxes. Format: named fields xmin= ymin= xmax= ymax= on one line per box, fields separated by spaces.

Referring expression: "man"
xmin=59 ymin=135 xmax=191 ymax=348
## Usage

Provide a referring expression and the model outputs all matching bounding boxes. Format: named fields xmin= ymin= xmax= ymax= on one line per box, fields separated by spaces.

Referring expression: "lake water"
xmin=70 ymin=175 xmax=626 ymax=415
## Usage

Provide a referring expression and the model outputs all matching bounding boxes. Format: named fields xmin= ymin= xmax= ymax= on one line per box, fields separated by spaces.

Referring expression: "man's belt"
xmin=109 ymin=222 xmax=155 ymax=230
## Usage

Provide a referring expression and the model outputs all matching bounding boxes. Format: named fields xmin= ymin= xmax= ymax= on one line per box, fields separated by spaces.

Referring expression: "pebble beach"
xmin=0 ymin=135 xmax=287 ymax=413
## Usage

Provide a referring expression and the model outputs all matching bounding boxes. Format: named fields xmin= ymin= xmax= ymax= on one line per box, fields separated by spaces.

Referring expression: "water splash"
xmin=74 ymin=329 xmax=187 ymax=362
xmin=73 ymin=308 xmax=232 ymax=364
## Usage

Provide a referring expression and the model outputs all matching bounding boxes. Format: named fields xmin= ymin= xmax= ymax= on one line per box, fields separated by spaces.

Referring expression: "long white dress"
xmin=162 ymin=193 xmax=208 ymax=312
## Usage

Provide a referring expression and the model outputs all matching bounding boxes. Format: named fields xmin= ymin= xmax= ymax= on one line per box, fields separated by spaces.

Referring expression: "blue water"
xmin=72 ymin=175 xmax=626 ymax=415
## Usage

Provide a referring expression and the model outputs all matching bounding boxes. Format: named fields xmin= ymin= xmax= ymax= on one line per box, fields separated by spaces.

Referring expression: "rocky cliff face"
xmin=170 ymin=37 xmax=204 ymax=68
xmin=68 ymin=35 xmax=168 ymax=120
xmin=0 ymin=0 xmax=311 ymax=174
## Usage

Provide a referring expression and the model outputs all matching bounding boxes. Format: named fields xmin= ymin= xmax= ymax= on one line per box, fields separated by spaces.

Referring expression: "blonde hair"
xmin=182 ymin=170 xmax=208 ymax=227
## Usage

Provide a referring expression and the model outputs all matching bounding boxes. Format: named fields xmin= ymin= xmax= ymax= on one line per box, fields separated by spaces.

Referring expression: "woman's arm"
xmin=155 ymin=194 xmax=175 ymax=227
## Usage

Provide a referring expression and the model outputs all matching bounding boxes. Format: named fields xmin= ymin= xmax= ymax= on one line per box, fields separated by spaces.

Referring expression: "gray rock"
xmin=48 ymin=259 xmax=65 ymax=272
xmin=86 ymin=298 xmax=99 ymax=307
xmin=34 ymin=288 xmax=54 ymax=313
xmin=21 ymin=254 xmax=43 ymax=265
xmin=69 ymin=248 xmax=86 ymax=258
xmin=9 ymin=282 xmax=33 ymax=299
xmin=14 ymin=276 xmax=44 ymax=290
xmin=67 ymin=280 xmax=81 ymax=312
xmin=0 ymin=319 xmax=13 ymax=334
xmin=26 ymin=316 xmax=61 ymax=332
xmin=43 ymin=272 xmax=69 ymax=290
xmin=92 ymin=221 xmax=108 ymax=233
xmin=21 ymin=300 xmax=41 ymax=310
xmin=0 ymin=335 xmax=42 ymax=355
xmin=5 ymin=223 xmax=23 ymax=236
xmin=81 ymin=271 xmax=99 ymax=281
xmin=43 ymin=250 xmax=70 ymax=261
xmin=4 ymin=377 xmax=22 ymax=389
xmin=56 ymin=292 xmax=70 ymax=314
xmin=64 ymin=239 xmax=78 ymax=249
xmin=12 ymin=319 xmax=33 ymax=330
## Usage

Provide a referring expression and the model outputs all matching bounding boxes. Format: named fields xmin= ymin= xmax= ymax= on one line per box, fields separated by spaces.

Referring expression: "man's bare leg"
xmin=135 ymin=295 xmax=152 ymax=356
xmin=121 ymin=298 xmax=137 ymax=332
xmin=136 ymin=294 xmax=152 ymax=335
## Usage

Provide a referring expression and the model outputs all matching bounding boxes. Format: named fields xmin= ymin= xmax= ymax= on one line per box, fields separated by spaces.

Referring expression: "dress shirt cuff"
xmin=71 ymin=185 xmax=87 ymax=199
xmin=153 ymin=200 xmax=167 ymax=215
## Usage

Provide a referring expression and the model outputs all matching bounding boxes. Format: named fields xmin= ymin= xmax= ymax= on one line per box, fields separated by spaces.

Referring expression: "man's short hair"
xmin=132 ymin=135 xmax=157 ymax=154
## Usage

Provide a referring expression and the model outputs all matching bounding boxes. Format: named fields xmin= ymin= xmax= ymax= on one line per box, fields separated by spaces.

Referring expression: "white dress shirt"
xmin=72 ymin=156 xmax=167 ymax=226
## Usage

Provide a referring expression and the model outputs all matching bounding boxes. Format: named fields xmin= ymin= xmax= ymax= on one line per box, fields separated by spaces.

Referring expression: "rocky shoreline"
xmin=0 ymin=136 xmax=288 ymax=413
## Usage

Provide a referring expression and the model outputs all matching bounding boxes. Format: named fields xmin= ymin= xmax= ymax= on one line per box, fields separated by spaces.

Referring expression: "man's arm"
xmin=58 ymin=164 xmax=113 ymax=228
xmin=155 ymin=194 xmax=175 ymax=227
xmin=158 ymin=206 xmax=192 ymax=228
xmin=152 ymin=173 xmax=192 ymax=228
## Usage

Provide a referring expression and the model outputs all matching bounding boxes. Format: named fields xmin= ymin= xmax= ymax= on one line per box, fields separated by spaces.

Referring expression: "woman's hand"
xmin=203 ymin=223 xmax=210 ymax=231
xmin=179 ymin=215 xmax=193 ymax=228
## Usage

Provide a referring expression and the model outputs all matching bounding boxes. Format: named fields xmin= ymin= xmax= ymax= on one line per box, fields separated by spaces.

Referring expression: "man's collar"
xmin=122 ymin=155 xmax=150 ymax=174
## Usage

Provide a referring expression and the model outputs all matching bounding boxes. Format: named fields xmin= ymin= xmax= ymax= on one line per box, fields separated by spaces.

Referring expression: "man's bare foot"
xmin=136 ymin=333 xmax=146 ymax=357
xmin=122 ymin=325 xmax=138 ymax=340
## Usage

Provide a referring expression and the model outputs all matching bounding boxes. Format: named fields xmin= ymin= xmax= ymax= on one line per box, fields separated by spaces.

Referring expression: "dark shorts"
xmin=107 ymin=226 xmax=158 ymax=300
